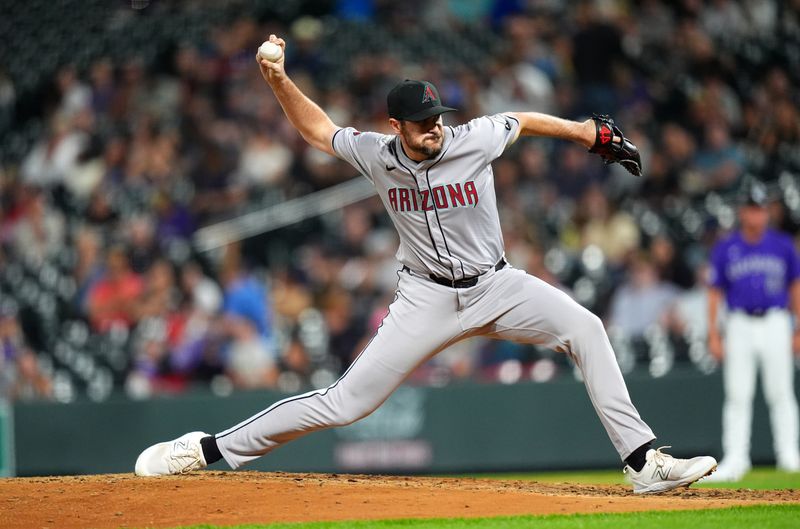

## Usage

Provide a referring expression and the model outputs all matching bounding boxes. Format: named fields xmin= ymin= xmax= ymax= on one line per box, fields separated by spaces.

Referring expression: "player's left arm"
xmin=790 ymin=279 xmax=800 ymax=356
xmin=787 ymin=236 xmax=800 ymax=355
xmin=505 ymin=112 xmax=642 ymax=176
xmin=504 ymin=112 xmax=594 ymax=147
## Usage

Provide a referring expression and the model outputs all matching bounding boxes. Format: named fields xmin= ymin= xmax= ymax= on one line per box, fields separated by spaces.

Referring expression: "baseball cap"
xmin=387 ymin=80 xmax=457 ymax=121
xmin=740 ymin=180 xmax=769 ymax=207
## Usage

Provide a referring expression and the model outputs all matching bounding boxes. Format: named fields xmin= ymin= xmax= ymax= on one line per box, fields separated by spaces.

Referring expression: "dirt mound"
xmin=2 ymin=471 xmax=798 ymax=529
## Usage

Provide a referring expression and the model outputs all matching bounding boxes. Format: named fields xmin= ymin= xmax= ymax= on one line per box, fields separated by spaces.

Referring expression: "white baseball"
xmin=258 ymin=41 xmax=283 ymax=62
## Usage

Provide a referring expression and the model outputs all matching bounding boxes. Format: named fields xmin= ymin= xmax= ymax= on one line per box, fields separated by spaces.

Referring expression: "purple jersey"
xmin=710 ymin=229 xmax=800 ymax=312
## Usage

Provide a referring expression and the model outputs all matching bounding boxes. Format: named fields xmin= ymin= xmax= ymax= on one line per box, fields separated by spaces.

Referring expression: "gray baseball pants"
xmin=216 ymin=264 xmax=656 ymax=468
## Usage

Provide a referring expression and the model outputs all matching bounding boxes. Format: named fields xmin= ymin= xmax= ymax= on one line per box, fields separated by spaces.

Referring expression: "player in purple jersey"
xmin=707 ymin=182 xmax=800 ymax=481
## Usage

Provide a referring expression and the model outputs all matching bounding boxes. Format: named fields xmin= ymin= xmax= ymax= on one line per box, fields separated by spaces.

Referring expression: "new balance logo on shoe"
xmin=652 ymin=464 xmax=671 ymax=481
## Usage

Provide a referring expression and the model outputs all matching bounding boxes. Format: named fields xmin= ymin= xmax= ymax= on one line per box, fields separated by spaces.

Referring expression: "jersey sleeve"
xmin=709 ymin=241 xmax=728 ymax=290
xmin=331 ymin=127 xmax=382 ymax=184
xmin=784 ymin=236 xmax=800 ymax=283
xmin=458 ymin=114 xmax=521 ymax=163
xmin=486 ymin=114 xmax=521 ymax=162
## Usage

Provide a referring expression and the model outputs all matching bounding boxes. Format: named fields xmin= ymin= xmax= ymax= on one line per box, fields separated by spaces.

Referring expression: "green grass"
xmin=149 ymin=469 xmax=799 ymax=529
xmin=167 ymin=505 xmax=800 ymax=529
xmin=467 ymin=466 xmax=800 ymax=490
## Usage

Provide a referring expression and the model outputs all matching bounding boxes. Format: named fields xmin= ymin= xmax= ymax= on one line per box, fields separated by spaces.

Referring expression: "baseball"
xmin=258 ymin=41 xmax=283 ymax=62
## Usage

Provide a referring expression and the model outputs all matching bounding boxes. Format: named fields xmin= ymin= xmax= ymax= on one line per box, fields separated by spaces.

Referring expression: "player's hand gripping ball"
xmin=258 ymin=41 xmax=283 ymax=62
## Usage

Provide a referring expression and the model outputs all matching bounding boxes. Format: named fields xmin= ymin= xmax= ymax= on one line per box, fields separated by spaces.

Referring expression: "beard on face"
xmin=401 ymin=127 xmax=443 ymax=159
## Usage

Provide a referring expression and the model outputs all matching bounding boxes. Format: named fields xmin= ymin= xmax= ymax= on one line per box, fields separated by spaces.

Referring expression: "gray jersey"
xmin=332 ymin=114 xmax=521 ymax=279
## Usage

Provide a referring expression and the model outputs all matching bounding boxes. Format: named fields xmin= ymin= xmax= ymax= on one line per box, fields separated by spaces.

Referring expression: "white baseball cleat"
xmin=135 ymin=431 xmax=209 ymax=476
xmin=624 ymin=446 xmax=717 ymax=494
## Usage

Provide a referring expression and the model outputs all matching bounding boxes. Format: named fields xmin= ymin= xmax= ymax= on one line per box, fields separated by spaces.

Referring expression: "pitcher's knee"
xmin=571 ymin=312 xmax=607 ymax=344
xmin=329 ymin=399 xmax=380 ymax=427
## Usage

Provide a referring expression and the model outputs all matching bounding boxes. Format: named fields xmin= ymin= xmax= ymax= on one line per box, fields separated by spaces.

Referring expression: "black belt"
xmin=740 ymin=307 xmax=778 ymax=318
xmin=402 ymin=258 xmax=507 ymax=288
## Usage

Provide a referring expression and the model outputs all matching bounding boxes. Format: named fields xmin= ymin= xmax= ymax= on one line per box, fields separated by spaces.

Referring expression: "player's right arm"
xmin=707 ymin=286 xmax=725 ymax=361
xmin=706 ymin=241 xmax=729 ymax=361
xmin=256 ymin=35 xmax=339 ymax=157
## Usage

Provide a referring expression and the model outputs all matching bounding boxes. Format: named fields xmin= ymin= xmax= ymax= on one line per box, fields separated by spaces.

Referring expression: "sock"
xmin=200 ymin=435 xmax=223 ymax=465
xmin=625 ymin=442 xmax=652 ymax=472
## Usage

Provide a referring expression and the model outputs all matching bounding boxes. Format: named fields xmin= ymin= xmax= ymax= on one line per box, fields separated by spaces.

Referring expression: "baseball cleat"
xmin=134 ymin=431 xmax=209 ymax=476
xmin=624 ymin=446 xmax=717 ymax=494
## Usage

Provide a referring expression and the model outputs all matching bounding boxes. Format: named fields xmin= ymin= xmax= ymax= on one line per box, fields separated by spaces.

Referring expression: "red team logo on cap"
xmin=422 ymin=85 xmax=436 ymax=104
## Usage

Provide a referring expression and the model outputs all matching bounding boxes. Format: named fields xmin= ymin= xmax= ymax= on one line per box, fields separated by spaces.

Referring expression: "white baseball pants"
xmin=216 ymin=264 xmax=656 ymax=469
xmin=722 ymin=310 xmax=800 ymax=469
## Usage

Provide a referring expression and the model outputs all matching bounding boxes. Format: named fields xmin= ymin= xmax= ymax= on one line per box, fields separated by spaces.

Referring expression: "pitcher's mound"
xmin=2 ymin=471 xmax=798 ymax=529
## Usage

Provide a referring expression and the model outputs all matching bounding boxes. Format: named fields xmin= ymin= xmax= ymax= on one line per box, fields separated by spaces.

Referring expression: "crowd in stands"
xmin=1 ymin=0 xmax=800 ymax=401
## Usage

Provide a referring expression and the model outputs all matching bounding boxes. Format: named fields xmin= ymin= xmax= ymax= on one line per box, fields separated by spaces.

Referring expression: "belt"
xmin=739 ymin=307 xmax=780 ymax=318
xmin=402 ymin=258 xmax=507 ymax=288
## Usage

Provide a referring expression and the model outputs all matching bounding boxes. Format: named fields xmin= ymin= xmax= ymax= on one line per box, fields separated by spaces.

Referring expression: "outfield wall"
xmin=11 ymin=370 xmax=791 ymax=476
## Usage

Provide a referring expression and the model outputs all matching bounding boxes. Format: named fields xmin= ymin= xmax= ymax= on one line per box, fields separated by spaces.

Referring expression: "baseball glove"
xmin=588 ymin=114 xmax=642 ymax=177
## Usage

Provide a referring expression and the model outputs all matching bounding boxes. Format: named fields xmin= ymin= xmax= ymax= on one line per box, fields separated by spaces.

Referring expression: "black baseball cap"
xmin=387 ymin=80 xmax=457 ymax=121
xmin=740 ymin=180 xmax=769 ymax=207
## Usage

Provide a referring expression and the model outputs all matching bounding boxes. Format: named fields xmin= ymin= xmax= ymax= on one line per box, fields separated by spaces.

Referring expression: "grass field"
xmin=158 ymin=468 xmax=800 ymax=529
xmin=172 ymin=505 xmax=800 ymax=529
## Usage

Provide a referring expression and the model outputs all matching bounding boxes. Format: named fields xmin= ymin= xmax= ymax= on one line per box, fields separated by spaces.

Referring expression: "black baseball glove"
xmin=588 ymin=114 xmax=642 ymax=177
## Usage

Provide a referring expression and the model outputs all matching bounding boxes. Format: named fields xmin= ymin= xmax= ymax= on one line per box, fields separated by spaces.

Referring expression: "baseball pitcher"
xmin=135 ymin=35 xmax=717 ymax=494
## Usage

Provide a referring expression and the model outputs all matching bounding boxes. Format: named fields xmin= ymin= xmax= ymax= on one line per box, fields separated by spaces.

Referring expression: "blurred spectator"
xmin=693 ymin=121 xmax=745 ymax=192
xmin=219 ymin=250 xmax=277 ymax=388
xmin=0 ymin=65 xmax=15 ymax=131
xmin=153 ymin=192 xmax=196 ymax=243
xmin=1 ymin=308 xmax=25 ymax=371
xmin=6 ymin=347 xmax=53 ymax=401
xmin=700 ymin=0 xmax=748 ymax=39
xmin=320 ymin=286 xmax=364 ymax=373
xmin=673 ymin=262 xmax=723 ymax=339
xmin=84 ymin=187 xmax=119 ymax=230
xmin=548 ymin=143 xmax=605 ymax=200
xmin=608 ymin=253 xmax=680 ymax=337
xmin=11 ymin=187 xmax=65 ymax=266
xmin=0 ymin=309 xmax=52 ymax=401
xmin=578 ymin=184 xmax=640 ymax=267
xmin=87 ymin=246 xmax=144 ymax=332
xmin=649 ymin=234 xmax=694 ymax=289
xmin=136 ymin=259 xmax=179 ymax=321
xmin=480 ymin=57 xmax=554 ymax=115
xmin=55 ymin=65 xmax=91 ymax=118
xmin=272 ymin=268 xmax=314 ymax=324
xmin=639 ymin=152 xmax=680 ymax=207
xmin=63 ymin=120 xmax=105 ymax=201
xmin=89 ymin=58 xmax=116 ymax=116
xmin=571 ymin=2 xmax=625 ymax=114
xmin=182 ymin=262 xmax=223 ymax=317
xmin=126 ymin=214 xmax=160 ymax=274
xmin=73 ymin=226 xmax=105 ymax=313
xmin=660 ymin=124 xmax=698 ymax=193
xmin=20 ymin=113 xmax=88 ymax=187
xmin=236 ymin=130 xmax=293 ymax=189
